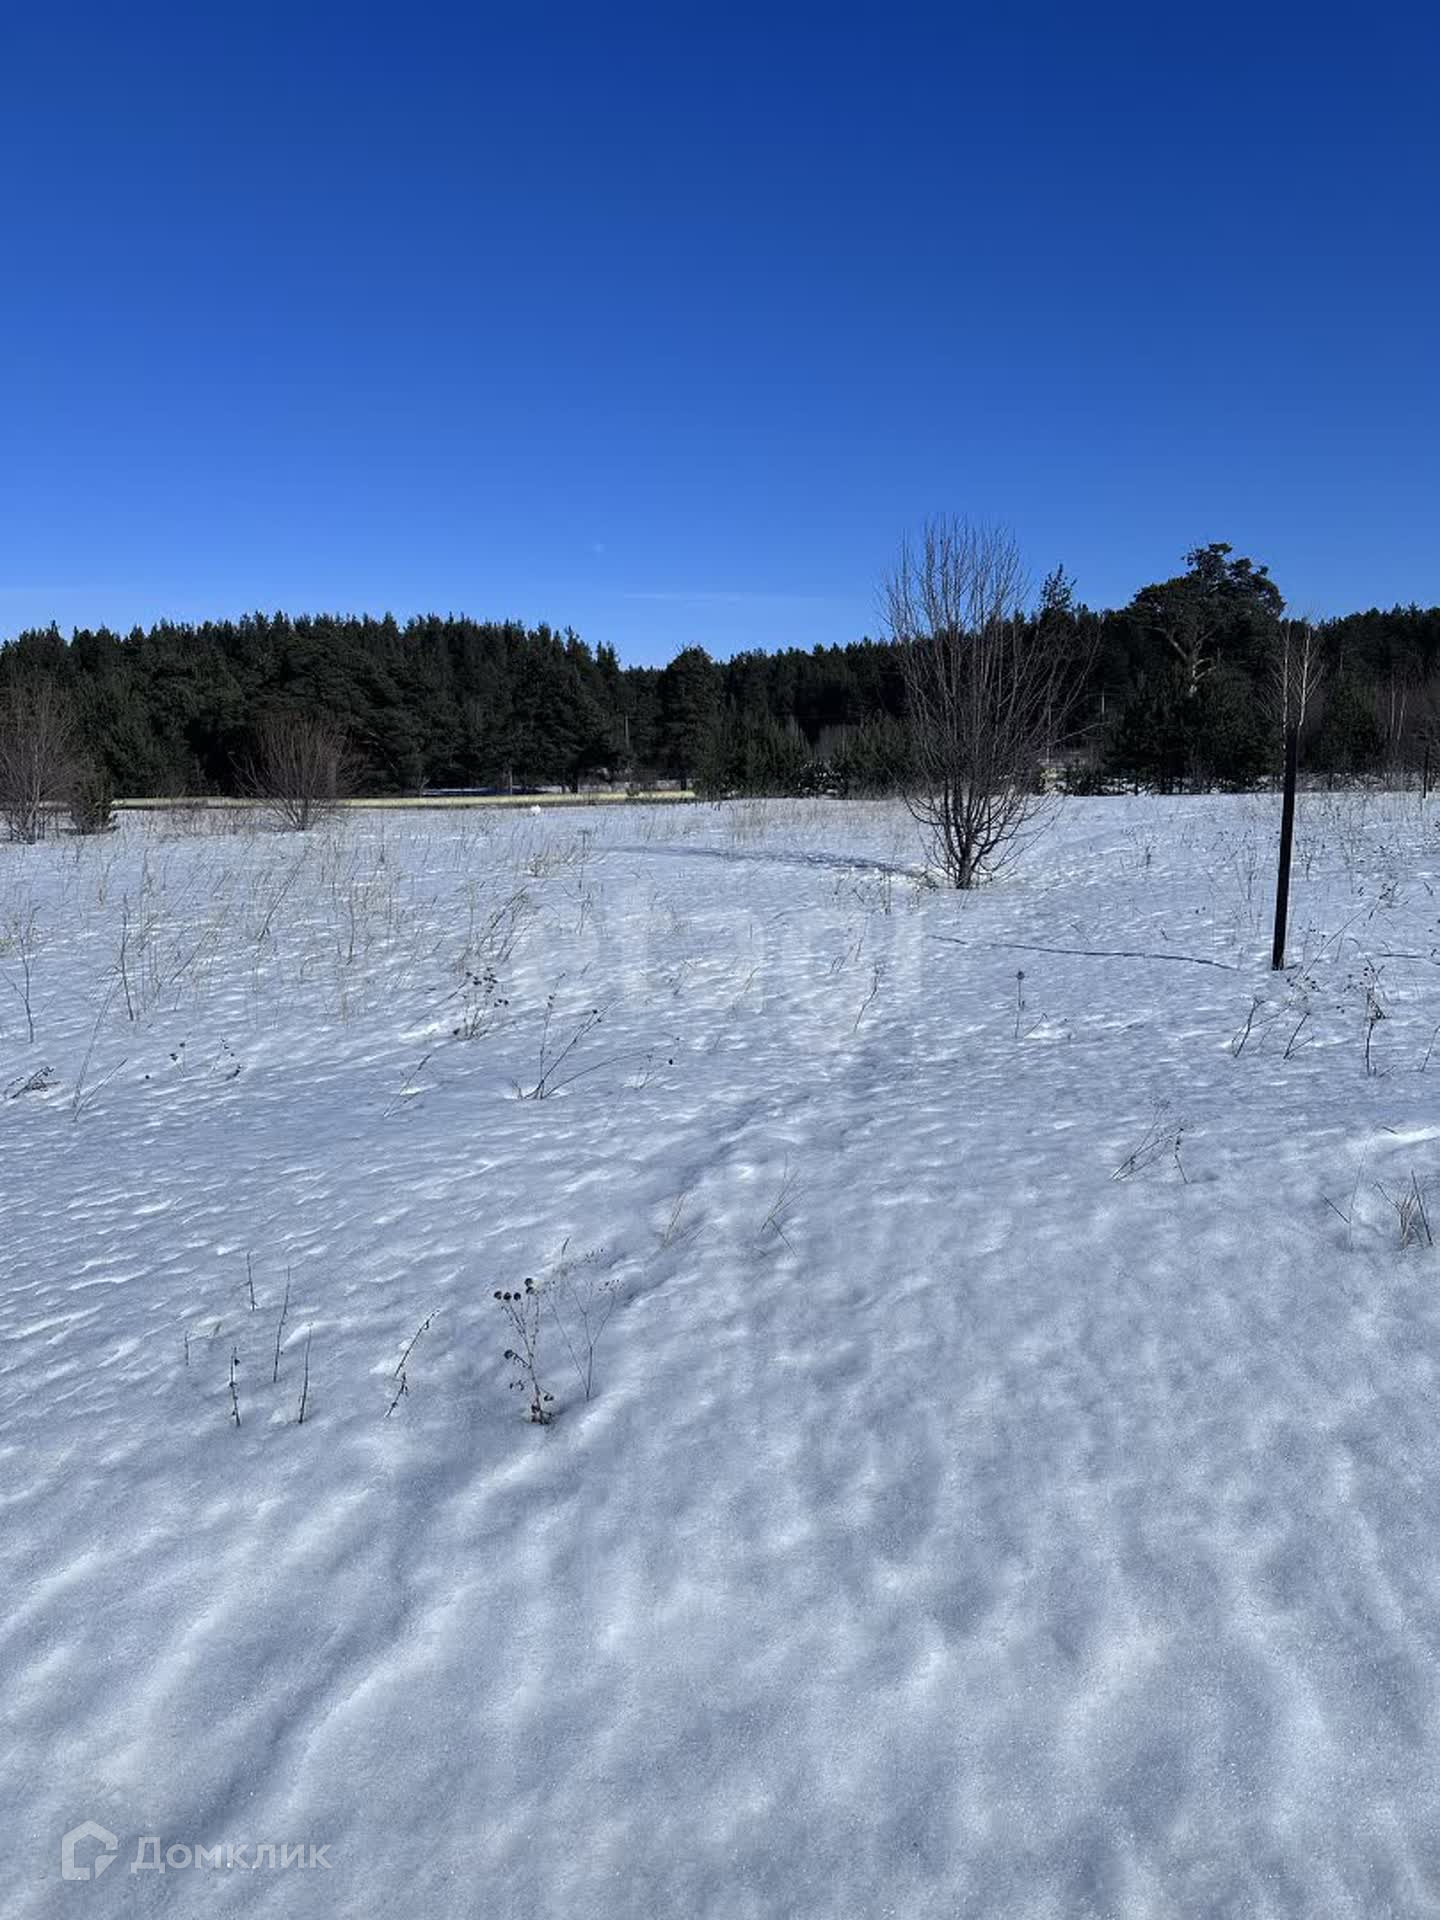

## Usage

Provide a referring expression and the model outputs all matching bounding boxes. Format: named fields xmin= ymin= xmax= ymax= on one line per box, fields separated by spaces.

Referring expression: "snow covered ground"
xmin=7 ymin=789 xmax=1440 ymax=1917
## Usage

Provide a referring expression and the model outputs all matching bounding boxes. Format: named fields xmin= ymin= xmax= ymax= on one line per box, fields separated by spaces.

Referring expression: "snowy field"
xmin=7 ymin=790 xmax=1440 ymax=1918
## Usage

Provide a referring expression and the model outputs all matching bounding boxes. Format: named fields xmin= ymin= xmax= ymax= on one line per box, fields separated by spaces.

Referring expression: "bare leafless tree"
xmin=1372 ymin=657 xmax=1428 ymax=776
xmin=1267 ymin=617 xmax=1325 ymax=746
xmin=1411 ymin=676 xmax=1440 ymax=796
xmin=246 ymin=712 xmax=352 ymax=830
xmin=0 ymin=678 xmax=81 ymax=843
xmin=884 ymin=519 xmax=1090 ymax=888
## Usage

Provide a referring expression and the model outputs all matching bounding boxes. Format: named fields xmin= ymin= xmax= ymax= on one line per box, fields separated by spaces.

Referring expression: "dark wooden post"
xmin=1271 ymin=722 xmax=1299 ymax=970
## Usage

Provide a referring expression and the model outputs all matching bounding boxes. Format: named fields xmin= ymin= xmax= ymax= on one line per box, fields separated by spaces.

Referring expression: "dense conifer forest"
xmin=2 ymin=544 xmax=1438 ymax=799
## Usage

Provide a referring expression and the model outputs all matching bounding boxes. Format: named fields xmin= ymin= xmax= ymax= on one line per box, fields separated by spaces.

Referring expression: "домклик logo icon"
xmin=61 ymin=1823 xmax=119 ymax=1881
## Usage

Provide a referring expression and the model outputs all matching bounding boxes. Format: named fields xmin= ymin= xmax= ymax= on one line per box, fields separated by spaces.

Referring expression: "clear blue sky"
xmin=3 ymin=4 xmax=1436 ymax=664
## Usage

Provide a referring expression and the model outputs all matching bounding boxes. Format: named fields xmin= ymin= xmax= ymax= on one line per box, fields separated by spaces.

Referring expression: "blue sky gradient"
xmin=3 ymin=4 xmax=1436 ymax=662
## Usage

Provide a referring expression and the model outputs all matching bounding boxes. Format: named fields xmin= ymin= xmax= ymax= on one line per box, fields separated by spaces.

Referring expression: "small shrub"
xmin=244 ymin=713 xmax=353 ymax=831
xmin=68 ymin=766 xmax=116 ymax=835
xmin=1057 ymin=760 xmax=1112 ymax=796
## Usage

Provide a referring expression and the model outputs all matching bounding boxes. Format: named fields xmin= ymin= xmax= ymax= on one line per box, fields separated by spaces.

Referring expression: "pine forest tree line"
xmin=2 ymin=545 xmax=1439 ymax=802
